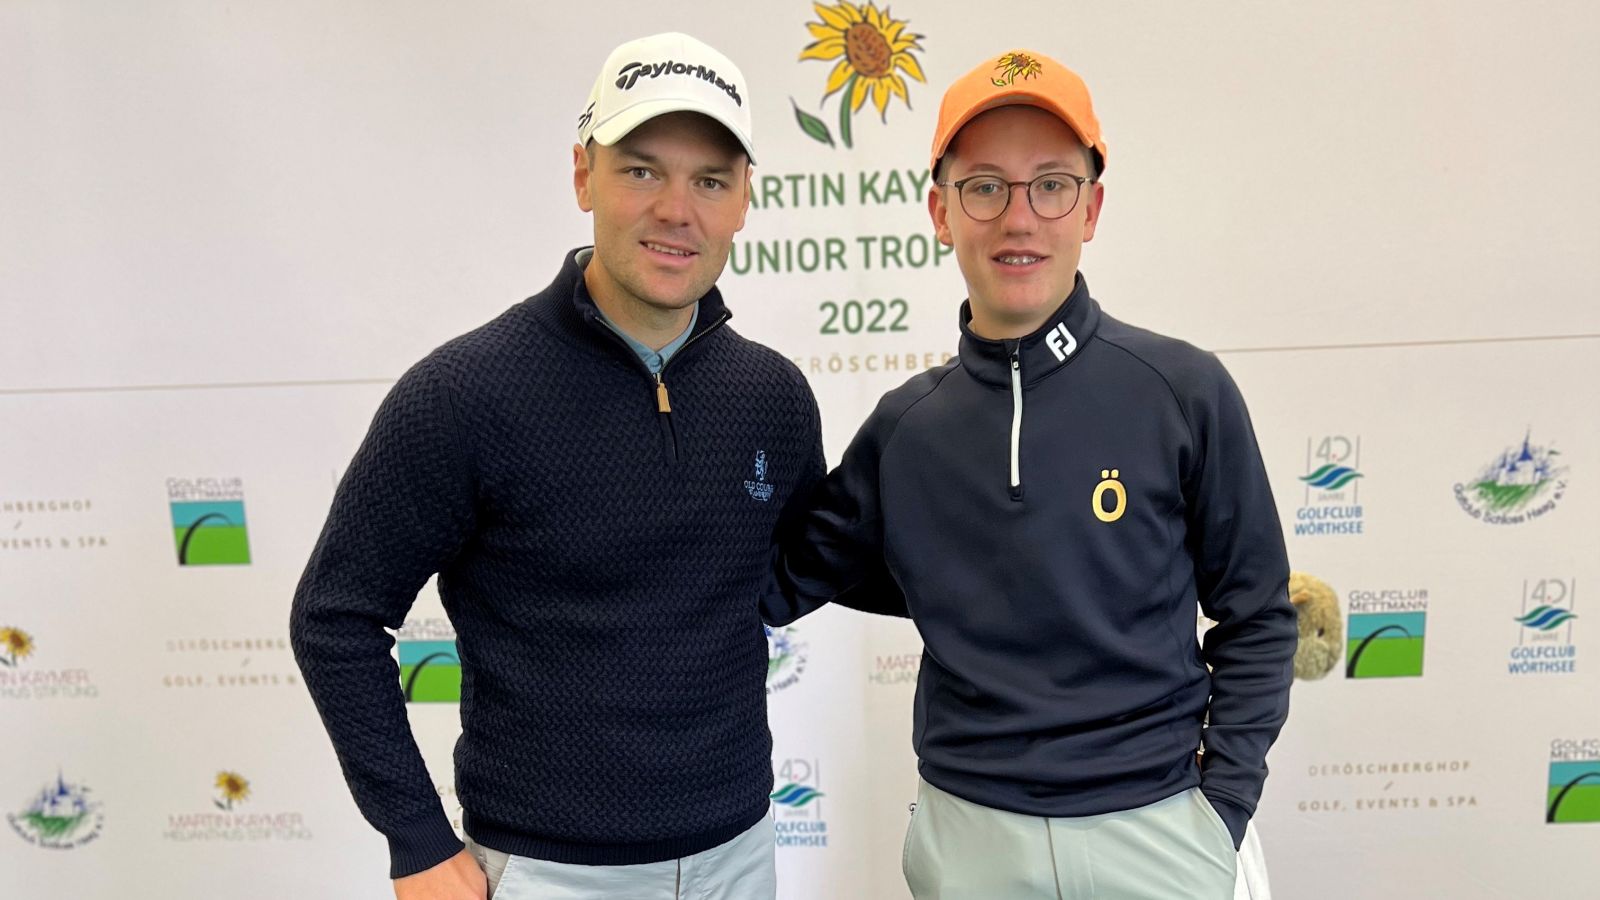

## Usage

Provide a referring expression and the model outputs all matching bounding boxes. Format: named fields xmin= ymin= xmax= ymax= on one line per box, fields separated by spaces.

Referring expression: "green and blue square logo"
xmin=1346 ymin=611 xmax=1426 ymax=678
xmin=167 ymin=478 xmax=250 ymax=566
xmin=1547 ymin=740 xmax=1600 ymax=824
xmin=398 ymin=640 xmax=461 ymax=703
xmin=396 ymin=618 xmax=461 ymax=703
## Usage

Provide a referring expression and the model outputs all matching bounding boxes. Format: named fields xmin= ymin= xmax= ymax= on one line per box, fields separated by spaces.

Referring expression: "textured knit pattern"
xmin=290 ymin=249 xmax=824 ymax=878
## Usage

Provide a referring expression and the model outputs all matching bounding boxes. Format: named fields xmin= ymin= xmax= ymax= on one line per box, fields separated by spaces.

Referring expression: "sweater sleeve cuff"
xmin=1203 ymin=792 xmax=1251 ymax=851
xmin=386 ymin=811 xmax=465 ymax=880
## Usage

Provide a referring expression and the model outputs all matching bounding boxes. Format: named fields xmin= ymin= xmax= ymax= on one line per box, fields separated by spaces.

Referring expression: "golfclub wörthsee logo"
xmin=1293 ymin=435 xmax=1364 ymax=537
xmin=771 ymin=757 xmax=828 ymax=848
xmin=1510 ymin=578 xmax=1577 ymax=676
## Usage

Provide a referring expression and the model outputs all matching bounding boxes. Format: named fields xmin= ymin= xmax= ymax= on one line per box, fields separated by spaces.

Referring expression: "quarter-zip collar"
xmin=538 ymin=246 xmax=733 ymax=368
xmin=957 ymin=273 xmax=1101 ymax=390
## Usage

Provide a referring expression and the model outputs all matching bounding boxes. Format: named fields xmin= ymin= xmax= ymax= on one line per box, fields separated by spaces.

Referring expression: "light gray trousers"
xmin=903 ymin=778 xmax=1237 ymax=899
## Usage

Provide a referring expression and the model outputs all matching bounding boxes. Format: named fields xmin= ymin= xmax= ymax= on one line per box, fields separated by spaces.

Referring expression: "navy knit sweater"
xmin=290 ymin=248 xmax=824 ymax=878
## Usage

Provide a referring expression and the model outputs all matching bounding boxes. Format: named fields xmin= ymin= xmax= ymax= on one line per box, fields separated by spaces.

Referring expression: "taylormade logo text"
xmin=615 ymin=61 xmax=743 ymax=107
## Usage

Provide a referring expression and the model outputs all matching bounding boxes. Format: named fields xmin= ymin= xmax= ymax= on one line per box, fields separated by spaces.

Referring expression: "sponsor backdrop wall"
xmin=4 ymin=1 xmax=1597 ymax=897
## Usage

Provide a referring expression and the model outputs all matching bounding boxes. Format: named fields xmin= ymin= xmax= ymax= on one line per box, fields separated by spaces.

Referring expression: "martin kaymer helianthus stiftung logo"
xmin=0 ymin=626 xmax=35 ymax=668
xmin=990 ymin=51 xmax=1042 ymax=86
xmin=793 ymin=2 xmax=925 ymax=149
xmin=164 ymin=770 xmax=312 ymax=842
xmin=214 ymin=771 xmax=250 ymax=810
xmin=0 ymin=627 xmax=98 ymax=701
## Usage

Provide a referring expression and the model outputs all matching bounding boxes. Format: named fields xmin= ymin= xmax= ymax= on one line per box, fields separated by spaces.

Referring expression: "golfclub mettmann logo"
xmin=765 ymin=625 xmax=808 ymax=695
xmin=745 ymin=450 xmax=775 ymax=502
xmin=1293 ymin=435 xmax=1364 ymax=537
xmin=1454 ymin=431 xmax=1567 ymax=525
xmin=1510 ymin=578 xmax=1578 ymax=676
xmin=164 ymin=771 xmax=312 ymax=842
xmin=614 ymin=61 xmax=742 ymax=106
xmin=1345 ymin=589 xmax=1428 ymax=678
xmin=396 ymin=618 xmax=460 ymax=703
xmin=167 ymin=477 xmax=250 ymax=565
xmin=7 ymin=771 xmax=103 ymax=848
xmin=771 ymin=757 xmax=828 ymax=848
xmin=1547 ymin=739 xmax=1600 ymax=824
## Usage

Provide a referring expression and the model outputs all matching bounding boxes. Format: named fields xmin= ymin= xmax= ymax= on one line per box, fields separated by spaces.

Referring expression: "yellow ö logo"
xmin=1093 ymin=469 xmax=1127 ymax=523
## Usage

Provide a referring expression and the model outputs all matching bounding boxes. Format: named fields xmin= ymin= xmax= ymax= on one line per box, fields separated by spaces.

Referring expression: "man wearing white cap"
xmin=291 ymin=32 xmax=822 ymax=899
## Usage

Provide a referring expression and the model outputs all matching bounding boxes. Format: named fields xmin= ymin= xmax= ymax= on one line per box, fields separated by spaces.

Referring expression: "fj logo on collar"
xmin=745 ymin=451 xmax=774 ymax=502
xmin=1046 ymin=322 xmax=1078 ymax=363
xmin=1093 ymin=469 xmax=1126 ymax=523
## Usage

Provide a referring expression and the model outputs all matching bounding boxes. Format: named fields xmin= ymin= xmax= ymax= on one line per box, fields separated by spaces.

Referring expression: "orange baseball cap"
xmin=930 ymin=49 xmax=1106 ymax=175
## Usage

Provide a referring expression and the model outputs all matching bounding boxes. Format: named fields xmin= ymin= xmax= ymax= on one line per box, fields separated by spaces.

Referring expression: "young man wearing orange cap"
xmin=293 ymin=33 xmax=824 ymax=900
xmin=767 ymin=49 xmax=1294 ymax=898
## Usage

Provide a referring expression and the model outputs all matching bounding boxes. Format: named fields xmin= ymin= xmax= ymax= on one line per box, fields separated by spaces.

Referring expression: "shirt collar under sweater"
xmin=957 ymin=272 xmax=1103 ymax=389
xmin=536 ymin=247 xmax=732 ymax=369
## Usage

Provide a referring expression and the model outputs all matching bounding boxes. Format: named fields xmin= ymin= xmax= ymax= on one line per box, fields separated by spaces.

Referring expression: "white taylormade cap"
xmin=577 ymin=32 xmax=755 ymax=163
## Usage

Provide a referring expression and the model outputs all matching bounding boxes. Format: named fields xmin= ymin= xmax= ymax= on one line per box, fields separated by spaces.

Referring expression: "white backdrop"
xmin=3 ymin=1 xmax=1598 ymax=897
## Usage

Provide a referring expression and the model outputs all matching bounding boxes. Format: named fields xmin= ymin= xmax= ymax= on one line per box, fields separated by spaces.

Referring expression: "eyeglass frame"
xmin=935 ymin=172 xmax=1096 ymax=222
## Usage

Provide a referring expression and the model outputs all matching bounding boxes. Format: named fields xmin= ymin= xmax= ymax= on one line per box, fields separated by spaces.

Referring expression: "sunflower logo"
xmin=0 ymin=626 xmax=35 ymax=667
xmin=991 ymin=51 xmax=1043 ymax=87
xmin=793 ymin=2 xmax=926 ymax=149
xmin=214 ymin=771 xmax=251 ymax=810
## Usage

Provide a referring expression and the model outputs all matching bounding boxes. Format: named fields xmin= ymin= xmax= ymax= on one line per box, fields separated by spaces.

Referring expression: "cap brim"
xmin=590 ymin=97 xmax=756 ymax=165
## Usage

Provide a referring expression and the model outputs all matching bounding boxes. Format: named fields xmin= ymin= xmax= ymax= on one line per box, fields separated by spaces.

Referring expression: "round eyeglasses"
xmin=936 ymin=172 xmax=1094 ymax=222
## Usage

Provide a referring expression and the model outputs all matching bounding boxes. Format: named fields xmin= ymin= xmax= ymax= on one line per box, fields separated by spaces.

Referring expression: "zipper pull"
xmin=655 ymin=373 xmax=672 ymax=413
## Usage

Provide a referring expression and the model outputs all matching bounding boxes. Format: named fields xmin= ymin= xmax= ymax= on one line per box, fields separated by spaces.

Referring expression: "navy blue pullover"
xmin=768 ymin=275 xmax=1294 ymax=847
xmin=290 ymin=249 xmax=824 ymax=878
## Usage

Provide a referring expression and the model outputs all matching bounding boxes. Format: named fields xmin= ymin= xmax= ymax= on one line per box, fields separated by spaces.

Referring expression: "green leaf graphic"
xmin=791 ymin=99 xmax=834 ymax=147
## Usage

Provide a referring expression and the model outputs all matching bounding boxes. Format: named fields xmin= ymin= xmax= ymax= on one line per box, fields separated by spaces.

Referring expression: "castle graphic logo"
xmin=766 ymin=625 xmax=808 ymax=695
xmin=1454 ymin=431 xmax=1567 ymax=525
xmin=7 ymin=771 xmax=103 ymax=849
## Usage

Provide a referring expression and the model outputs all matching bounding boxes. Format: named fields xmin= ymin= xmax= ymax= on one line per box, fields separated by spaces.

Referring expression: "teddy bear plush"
xmin=1288 ymin=570 xmax=1341 ymax=680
